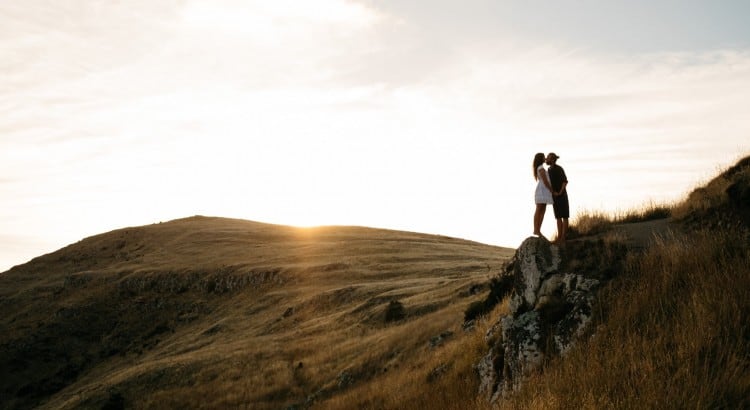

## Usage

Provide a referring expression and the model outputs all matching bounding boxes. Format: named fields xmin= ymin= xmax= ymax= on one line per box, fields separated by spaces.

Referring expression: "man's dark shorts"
xmin=553 ymin=194 xmax=570 ymax=219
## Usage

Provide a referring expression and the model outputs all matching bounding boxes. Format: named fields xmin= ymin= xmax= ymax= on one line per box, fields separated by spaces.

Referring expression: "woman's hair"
xmin=533 ymin=152 xmax=545 ymax=180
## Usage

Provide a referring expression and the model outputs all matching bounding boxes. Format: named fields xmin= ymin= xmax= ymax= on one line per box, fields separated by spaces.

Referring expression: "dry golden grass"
xmin=3 ymin=155 xmax=748 ymax=409
xmin=495 ymin=229 xmax=750 ymax=409
xmin=0 ymin=216 xmax=513 ymax=409
xmin=516 ymin=158 xmax=750 ymax=409
xmin=570 ymin=201 xmax=673 ymax=238
xmin=319 ymin=300 xmax=509 ymax=410
xmin=672 ymin=154 xmax=750 ymax=220
xmin=569 ymin=209 xmax=613 ymax=237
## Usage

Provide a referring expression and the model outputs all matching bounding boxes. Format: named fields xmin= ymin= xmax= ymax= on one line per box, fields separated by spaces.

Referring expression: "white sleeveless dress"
xmin=535 ymin=165 xmax=554 ymax=204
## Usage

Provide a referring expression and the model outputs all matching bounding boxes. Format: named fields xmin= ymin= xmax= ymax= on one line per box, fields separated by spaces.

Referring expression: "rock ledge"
xmin=478 ymin=237 xmax=602 ymax=402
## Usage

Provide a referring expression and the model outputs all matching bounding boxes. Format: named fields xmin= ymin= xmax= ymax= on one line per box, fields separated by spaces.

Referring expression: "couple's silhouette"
xmin=533 ymin=152 xmax=569 ymax=243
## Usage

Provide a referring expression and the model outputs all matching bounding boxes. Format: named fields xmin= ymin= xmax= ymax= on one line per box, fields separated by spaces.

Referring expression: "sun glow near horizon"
xmin=1 ymin=1 xmax=750 ymax=271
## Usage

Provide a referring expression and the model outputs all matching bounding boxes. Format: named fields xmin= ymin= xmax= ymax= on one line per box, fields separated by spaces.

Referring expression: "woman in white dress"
xmin=533 ymin=152 xmax=554 ymax=238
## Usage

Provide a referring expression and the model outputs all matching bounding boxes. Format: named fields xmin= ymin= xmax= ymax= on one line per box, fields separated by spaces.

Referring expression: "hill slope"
xmin=0 ymin=217 xmax=513 ymax=409
xmin=491 ymin=155 xmax=750 ymax=409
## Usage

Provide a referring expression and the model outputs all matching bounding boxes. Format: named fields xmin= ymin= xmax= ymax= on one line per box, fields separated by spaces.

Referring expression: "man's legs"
xmin=552 ymin=195 xmax=569 ymax=243
xmin=556 ymin=217 xmax=568 ymax=242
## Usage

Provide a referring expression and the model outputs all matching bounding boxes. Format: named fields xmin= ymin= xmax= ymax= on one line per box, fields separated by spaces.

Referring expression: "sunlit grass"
xmin=0 ymin=217 xmax=514 ymax=410
xmin=492 ymin=156 xmax=750 ymax=408
xmin=6 ymin=155 xmax=749 ymax=409
xmin=320 ymin=301 xmax=509 ymax=410
xmin=569 ymin=201 xmax=673 ymax=238
xmin=496 ymin=230 xmax=750 ymax=409
xmin=310 ymin=227 xmax=750 ymax=410
xmin=614 ymin=201 xmax=673 ymax=224
xmin=672 ymin=158 xmax=748 ymax=221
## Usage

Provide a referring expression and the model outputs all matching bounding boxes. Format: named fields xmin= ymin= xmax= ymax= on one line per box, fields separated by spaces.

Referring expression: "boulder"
xmin=478 ymin=237 xmax=601 ymax=402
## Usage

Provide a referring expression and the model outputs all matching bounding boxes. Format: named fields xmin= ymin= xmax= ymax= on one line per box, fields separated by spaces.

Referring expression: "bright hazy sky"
xmin=2 ymin=1 xmax=750 ymax=271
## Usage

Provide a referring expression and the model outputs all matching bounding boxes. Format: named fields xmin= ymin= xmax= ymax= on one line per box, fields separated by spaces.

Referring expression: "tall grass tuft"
xmin=569 ymin=201 xmax=673 ymax=239
xmin=568 ymin=210 xmax=613 ymax=237
xmin=614 ymin=201 xmax=672 ymax=224
xmin=496 ymin=229 xmax=750 ymax=409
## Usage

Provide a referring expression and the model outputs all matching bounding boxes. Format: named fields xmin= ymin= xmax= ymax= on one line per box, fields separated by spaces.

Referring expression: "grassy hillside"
xmin=2 ymin=155 xmax=748 ymax=409
xmin=500 ymin=229 xmax=749 ymax=409
xmin=0 ymin=217 xmax=513 ymax=409
xmin=496 ymin=155 xmax=750 ymax=409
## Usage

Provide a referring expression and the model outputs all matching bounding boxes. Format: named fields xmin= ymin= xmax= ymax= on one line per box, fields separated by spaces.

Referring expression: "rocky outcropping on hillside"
xmin=477 ymin=237 xmax=605 ymax=402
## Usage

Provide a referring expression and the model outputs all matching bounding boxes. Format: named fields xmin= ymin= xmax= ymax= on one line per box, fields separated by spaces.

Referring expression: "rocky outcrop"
xmin=117 ymin=268 xmax=284 ymax=294
xmin=478 ymin=237 xmax=602 ymax=402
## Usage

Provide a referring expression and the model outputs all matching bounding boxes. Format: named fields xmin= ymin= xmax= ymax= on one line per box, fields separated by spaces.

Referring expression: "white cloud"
xmin=182 ymin=0 xmax=380 ymax=34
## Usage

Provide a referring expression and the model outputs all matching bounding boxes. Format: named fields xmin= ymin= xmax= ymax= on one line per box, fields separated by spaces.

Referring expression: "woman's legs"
xmin=533 ymin=203 xmax=547 ymax=236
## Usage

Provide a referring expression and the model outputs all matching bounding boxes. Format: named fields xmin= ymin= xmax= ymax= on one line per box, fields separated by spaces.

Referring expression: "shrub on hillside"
xmin=384 ymin=300 xmax=405 ymax=322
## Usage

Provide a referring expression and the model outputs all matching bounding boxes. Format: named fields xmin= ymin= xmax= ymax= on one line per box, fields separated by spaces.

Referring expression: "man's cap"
xmin=548 ymin=152 xmax=560 ymax=159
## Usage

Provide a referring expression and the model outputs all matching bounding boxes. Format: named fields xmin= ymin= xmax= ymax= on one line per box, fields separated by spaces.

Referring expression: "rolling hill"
xmin=0 ymin=217 xmax=513 ymax=409
xmin=3 ymin=154 xmax=748 ymax=409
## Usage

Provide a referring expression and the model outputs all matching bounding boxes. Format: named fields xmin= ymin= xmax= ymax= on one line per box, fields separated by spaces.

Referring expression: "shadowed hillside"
xmin=0 ymin=217 xmax=513 ymax=409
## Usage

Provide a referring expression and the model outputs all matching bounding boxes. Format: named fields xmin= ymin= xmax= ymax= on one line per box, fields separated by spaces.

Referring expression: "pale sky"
xmin=2 ymin=1 xmax=750 ymax=272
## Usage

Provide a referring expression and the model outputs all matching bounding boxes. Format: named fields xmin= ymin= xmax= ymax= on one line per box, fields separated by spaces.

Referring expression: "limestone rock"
xmin=508 ymin=236 xmax=561 ymax=313
xmin=478 ymin=237 xmax=601 ymax=402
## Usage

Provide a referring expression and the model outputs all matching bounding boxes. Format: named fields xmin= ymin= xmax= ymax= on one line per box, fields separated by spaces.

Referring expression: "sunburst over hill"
xmin=0 ymin=217 xmax=513 ymax=409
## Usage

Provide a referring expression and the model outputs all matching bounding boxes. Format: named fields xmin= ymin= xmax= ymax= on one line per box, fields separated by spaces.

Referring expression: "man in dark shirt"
xmin=546 ymin=152 xmax=569 ymax=243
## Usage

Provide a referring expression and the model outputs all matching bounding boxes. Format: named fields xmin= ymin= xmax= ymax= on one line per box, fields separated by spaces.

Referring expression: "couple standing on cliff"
xmin=533 ymin=152 xmax=569 ymax=243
